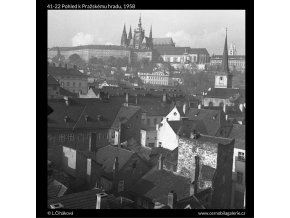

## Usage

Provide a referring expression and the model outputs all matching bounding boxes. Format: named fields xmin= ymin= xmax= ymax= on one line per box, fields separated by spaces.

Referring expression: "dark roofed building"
xmin=185 ymin=108 xmax=232 ymax=137
xmin=47 ymin=188 xmax=136 ymax=209
xmin=153 ymin=37 xmax=175 ymax=47
xmin=130 ymin=167 xmax=200 ymax=209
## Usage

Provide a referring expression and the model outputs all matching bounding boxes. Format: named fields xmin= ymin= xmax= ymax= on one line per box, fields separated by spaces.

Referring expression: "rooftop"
xmin=48 ymin=66 xmax=88 ymax=78
xmin=205 ymin=88 xmax=244 ymax=99
xmin=130 ymin=167 xmax=191 ymax=205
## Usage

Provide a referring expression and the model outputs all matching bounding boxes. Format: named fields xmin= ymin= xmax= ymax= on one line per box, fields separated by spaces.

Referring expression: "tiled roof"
xmin=130 ymin=167 xmax=191 ymax=205
xmin=48 ymin=188 xmax=135 ymax=209
xmin=189 ymin=48 xmax=209 ymax=55
xmin=48 ymin=99 xmax=122 ymax=130
xmin=48 ymin=66 xmax=88 ymax=78
xmin=48 ymin=180 xmax=68 ymax=200
xmin=155 ymin=47 xmax=190 ymax=55
xmin=168 ymin=120 xmax=208 ymax=136
xmin=205 ymin=88 xmax=243 ymax=99
xmin=155 ymin=47 xmax=209 ymax=56
xmin=111 ymin=105 xmax=141 ymax=130
xmin=228 ymin=124 xmax=245 ymax=140
xmin=152 ymin=38 xmax=174 ymax=46
xmin=95 ymin=145 xmax=135 ymax=177
xmin=48 ymin=74 xmax=59 ymax=85
xmin=49 ymin=45 xmax=130 ymax=51
xmin=59 ymin=87 xmax=78 ymax=98
xmin=185 ymin=108 xmax=224 ymax=136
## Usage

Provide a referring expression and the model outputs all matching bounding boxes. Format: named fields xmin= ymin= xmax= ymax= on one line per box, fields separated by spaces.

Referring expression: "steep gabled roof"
xmin=152 ymin=38 xmax=174 ymax=46
xmin=189 ymin=48 xmax=209 ymax=55
xmin=48 ymin=99 xmax=122 ymax=130
xmin=48 ymin=74 xmax=59 ymax=85
xmin=167 ymin=120 xmax=208 ymax=136
xmin=205 ymin=88 xmax=243 ymax=99
xmin=155 ymin=46 xmax=190 ymax=55
xmin=185 ymin=108 xmax=224 ymax=136
xmin=228 ymin=124 xmax=245 ymax=140
xmin=111 ymin=105 xmax=141 ymax=130
xmin=48 ymin=66 xmax=88 ymax=78
xmin=95 ymin=145 xmax=135 ymax=178
xmin=130 ymin=167 xmax=191 ymax=205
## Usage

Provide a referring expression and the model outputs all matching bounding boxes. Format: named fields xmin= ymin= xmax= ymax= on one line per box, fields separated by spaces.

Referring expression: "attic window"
xmin=97 ymin=115 xmax=103 ymax=121
xmin=213 ymin=115 xmax=217 ymax=120
xmin=174 ymin=112 xmax=177 ymax=116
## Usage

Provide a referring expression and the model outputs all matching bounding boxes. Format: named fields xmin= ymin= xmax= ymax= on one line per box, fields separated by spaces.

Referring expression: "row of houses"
xmin=47 ymin=91 xmax=245 ymax=209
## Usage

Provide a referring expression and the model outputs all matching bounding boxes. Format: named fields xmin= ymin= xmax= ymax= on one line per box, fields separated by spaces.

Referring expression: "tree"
xmin=68 ymin=54 xmax=85 ymax=66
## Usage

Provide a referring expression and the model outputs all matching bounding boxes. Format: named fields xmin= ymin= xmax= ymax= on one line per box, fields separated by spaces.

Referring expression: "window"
xmin=238 ymin=152 xmax=245 ymax=161
xmin=237 ymin=172 xmax=243 ymax=184
xmin=73 ymin=82 xmax=75 ymax=87
xmin=68 ymin=133 xmax=74 ymax=141
xmin=158 ymin=142 xmax=162 ymax=147
xmin=79 ymin=90 xmax=82 ymax=94
xmin=118 ymin=180 xmax=124 ymax=192
xmin=209 ymin=102 xmax=213 ymax=107
xmin=78 ymin=133 xmax=84 ymax=141
xmin=59 ymin=134 xmax=65 ymax=142
xmin=220 ymin=77 xmax=223 ymax=81
xmin=67 ymin=82 xmax=70 ymax=86
xmin=173 ymin=112 xmax=177 ymax=116
xmin=79 ymin=82 xmax=82 ymax=87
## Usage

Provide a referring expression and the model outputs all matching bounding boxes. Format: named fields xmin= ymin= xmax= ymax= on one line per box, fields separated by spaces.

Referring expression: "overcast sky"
xmin=48 ymin=10 xmax=245 ymax=55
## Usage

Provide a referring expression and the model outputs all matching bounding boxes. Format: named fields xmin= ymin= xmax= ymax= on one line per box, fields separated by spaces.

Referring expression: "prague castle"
xmin=48 ymin=15 xmax=209 ymax=65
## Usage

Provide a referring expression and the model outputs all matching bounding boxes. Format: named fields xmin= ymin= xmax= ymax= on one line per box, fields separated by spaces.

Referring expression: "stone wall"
xmin=177 ymin=137 xmax=218 ymax=181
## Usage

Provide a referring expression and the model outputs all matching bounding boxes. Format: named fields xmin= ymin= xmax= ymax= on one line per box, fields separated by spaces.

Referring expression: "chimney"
xmin=64 ymin=96 xmax=69 ymax=106
xmin=162 ymin=93 xmax=166 ymax=102
xmin=194 ymin=156 xmax=200 ymax=196
xmin=123 ymin=93 xmax=129 ymax=107
xmin=158 ymin=153 xmax=163 ymax=170
xmin=96 ymin=193 xmax=108 ymax=209
xmin=183 ymin=103 xmax=187 ymax=115
xmin=198 ymin=104 xmax=202 ymax=109
xmin=135 ymin=94 xmax=138 ymax=105
xmin=167 ymin=191 xmax=177 ymax=209
xmin=113 ymin=157 xmax=119 ymax=193
xmin=223 ymin=104 xmax=227 ymax=113
xmin=190 ymin=130 xmax=200 ymax=139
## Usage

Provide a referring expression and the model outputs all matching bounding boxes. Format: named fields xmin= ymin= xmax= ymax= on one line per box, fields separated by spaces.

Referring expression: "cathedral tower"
xmin=121 ymin=24 xmax=128 ymax=47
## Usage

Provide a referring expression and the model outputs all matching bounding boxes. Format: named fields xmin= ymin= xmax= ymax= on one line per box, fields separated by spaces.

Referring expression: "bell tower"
xmin=215 ymin=28 xmax=233 ymax=88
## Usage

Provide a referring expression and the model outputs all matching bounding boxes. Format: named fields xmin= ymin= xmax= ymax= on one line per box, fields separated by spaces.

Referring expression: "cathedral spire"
xmin=221 ymin=28 xmax=229 ymax=74
xmin=121 ymin=24 xmax=127 ymax=46
xmin=128 ymin=26 xmax=132 ymax=43
xmin=138 ymin=14 xmax=142 ymax=30
xmin=149 ymin=25 xmax=152 ymax=38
